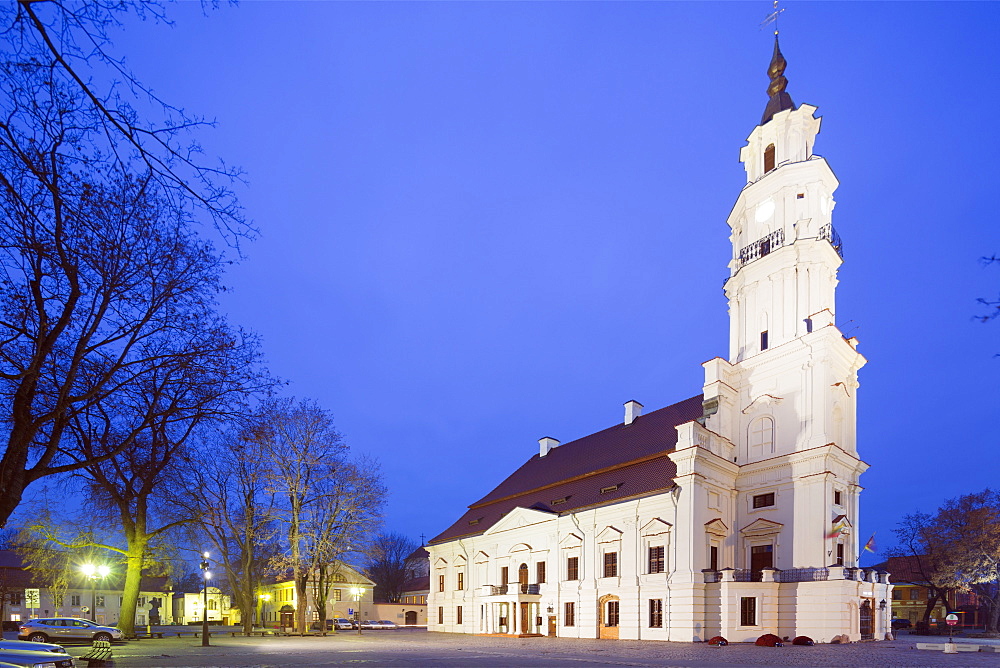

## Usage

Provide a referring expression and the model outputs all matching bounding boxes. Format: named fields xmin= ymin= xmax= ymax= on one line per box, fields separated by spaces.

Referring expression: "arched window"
xmin=518 ymin=563 xmax=529 ymax=586
xmin=764 ymin=144 xmax=776 ymax=173
xmin=748 ymin=416 xmax=775 ymax=459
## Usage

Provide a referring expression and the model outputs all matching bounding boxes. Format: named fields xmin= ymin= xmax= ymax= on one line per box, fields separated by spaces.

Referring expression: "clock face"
xmin=755 ymin=199 xmax=775 ymax=223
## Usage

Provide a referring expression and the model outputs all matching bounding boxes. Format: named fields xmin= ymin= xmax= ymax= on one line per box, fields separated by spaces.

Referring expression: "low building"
xmin=259 ymin=563 xmax=375 ymax=629
xmin=883 ymin=556 xmax=983 ymax=627
xmin=170 ymin=587 xmax=231 ymax=625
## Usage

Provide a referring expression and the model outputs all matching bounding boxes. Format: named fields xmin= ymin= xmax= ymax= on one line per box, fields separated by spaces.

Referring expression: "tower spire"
xmin=760 ymin=2 xmax=795 ymax=124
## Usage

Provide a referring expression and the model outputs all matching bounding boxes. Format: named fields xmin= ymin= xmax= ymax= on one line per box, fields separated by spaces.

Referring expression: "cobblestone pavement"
xmin=8 ymin=629 xmax=1000 ymax=667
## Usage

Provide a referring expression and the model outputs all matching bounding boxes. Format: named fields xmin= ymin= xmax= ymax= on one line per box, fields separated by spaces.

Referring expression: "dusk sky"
xmin=82 ymin=2 xmax=1000 ymax=563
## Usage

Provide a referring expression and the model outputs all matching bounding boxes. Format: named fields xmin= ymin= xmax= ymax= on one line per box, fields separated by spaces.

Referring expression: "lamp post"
xmin=80 ymin=563 xmax=110 ymax=623
xmin=199 ymin=552 xmax=211 ymax=647
xmin=258 ymin=593 xmax=271 ymax=630
xmin=349 ymin=586 xmax=364 ymax=635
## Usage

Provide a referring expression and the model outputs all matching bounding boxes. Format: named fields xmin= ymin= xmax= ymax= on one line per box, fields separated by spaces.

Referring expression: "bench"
xmin=79 ymin=640 xmax=113 ymax=667
xmin=126 ymin=632 xmax=164 ymax=639
xmin=229 ymin=630 xmax=274 ymax=637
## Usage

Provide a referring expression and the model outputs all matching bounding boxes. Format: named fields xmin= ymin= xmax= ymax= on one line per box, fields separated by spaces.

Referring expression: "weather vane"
xmin=760 ymin=0 xmax=785 ymax=36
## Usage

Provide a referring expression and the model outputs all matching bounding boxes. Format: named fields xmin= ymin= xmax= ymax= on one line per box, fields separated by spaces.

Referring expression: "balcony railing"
xmin=775 ymin=567 xmax=829 ymax=583
xmin=486 ymin=583 xmax=540 ymax=596
xmin=819 ymin=222 xmax=843 ymax=258
xmin=738 ymin=229 xmax=784 ymax=268
xmin=733 ymin=569 xmax=762 ymax=582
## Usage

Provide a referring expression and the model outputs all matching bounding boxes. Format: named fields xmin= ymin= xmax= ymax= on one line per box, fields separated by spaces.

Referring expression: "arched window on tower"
xmin=748 ymin=417 xmax=775 ymax=459
xmin=764 ymin=144 xmax=776 ymax=173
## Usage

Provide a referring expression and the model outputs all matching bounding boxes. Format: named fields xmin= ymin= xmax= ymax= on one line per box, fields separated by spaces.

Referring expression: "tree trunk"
xmin=988 ymin=595 xmax=1000 ymax=635
xmin=118 ymin=534 xmax=149 ymax=637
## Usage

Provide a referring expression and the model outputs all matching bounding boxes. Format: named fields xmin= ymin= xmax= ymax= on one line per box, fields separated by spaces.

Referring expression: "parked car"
xmin=332 ymin=618 xmax=355 ymax=631
xmin=0 ymin=647 xmax=75 ymax=667
xmin=0 ymin=640 xmax=69 ymax=655
xmin=891 ymin=618 xmax=912 ymax=630
xmin=376 ymin=620 xmax=399 ymax=630
xmin=18 ymin=618 xmax=124 ymax=643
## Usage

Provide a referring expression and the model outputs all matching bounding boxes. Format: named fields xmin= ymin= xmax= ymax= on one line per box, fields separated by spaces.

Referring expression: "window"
xmin=603 ymin=552 xmax=618 ymax=578
xmin=740 ymin=597 xmax=757 ymax=626
xmin=750 ymin=544 xmax=774 ymax=573
xmin=805 ymin=317 xmax=813 ymax=333
xmin=208 ymin=599 xmax=217 ymax=610
xmin=892 ymin=589 xmax=902 ymax=600
xmin=438 ymin=574 xmax=445 ymax=592
xmin=138 ymin=596 xmax=146 ymax=606
xmin=518 ymin=563 xmax=529 ymax=586
xmin=332 ymin=589 xmax=342 ymax=601
xmin=649 ymin=599 xmax=663 ymax=628
xmin=836 ymin=543 xmax=844 ymax=566
xmin=456 ymin=606 xmax=463 ymax=625
xmin=312 ymin=611 xmax=319 ymax=621
xmin=760 ymin=330 xmax=769 ymax=351
xmin=95 ymin=596 xmax=105 ymax=606
xmin=10 ymin=593 xmax=21 ymax=605
xmin=566 ymin=556 xmax=579 ymax=581
xmin=457 ymin=572 xmax=464 ymax=590
xmin=606 ymin=600 xmax=620 ymax=627
xmin=536 ymin=561 xmax=546 ymax=584
xmin=709 ymin=545 xmax=719 ymax=571
xmin=797 ymin=193 xmax=805 ymax=199
xmin=54 ymin=596 xmax=63 ymax=607
xmin=834 ymin=490 xmax=843 ymax=506
xmin=438 ymin=607 xmax=444 ymax=624
xmin=910 ymin=588 xmax=921 ymax=601
xmin=71 ymin=595 xmax=80 ymax=606
xmin=648 ymin=546 xmax=665 ymax=574
xmin=764 ymin=144 xmax=775 ymax=173
xmin=501 ymin=567 xmax=509 ymax=585
xmin=564 ymin=602 xmax=575 ymax=626
xmin=749 ymin=417 xmax=775 ymax=459
xmin=753 ymin=492 xmax=775 ymax=508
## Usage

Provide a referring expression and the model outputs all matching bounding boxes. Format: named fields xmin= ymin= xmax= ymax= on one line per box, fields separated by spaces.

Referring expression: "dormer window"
xmin=764 ymin=144 xmax=776 ymax=173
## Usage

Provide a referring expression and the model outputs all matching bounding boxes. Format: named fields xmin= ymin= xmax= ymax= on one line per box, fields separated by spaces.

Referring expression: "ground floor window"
xmin=438 ymin=607 xmax=444 ymax=624
xmin=649 ymin=599 xmax=663 ymax=628
xmin=456 ymin=606 xmax=462 ymax=624
xmin=564 ymin=602 xmax=575 ymax=626
xmin=740 ymin=597 xmax=757 ymax=626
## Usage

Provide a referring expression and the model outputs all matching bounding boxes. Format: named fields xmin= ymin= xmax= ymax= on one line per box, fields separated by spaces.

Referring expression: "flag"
xmin=863 ymin=533 xmax=876 ymax=553
xmin=826 ymin=518 xmax=846 ymax=539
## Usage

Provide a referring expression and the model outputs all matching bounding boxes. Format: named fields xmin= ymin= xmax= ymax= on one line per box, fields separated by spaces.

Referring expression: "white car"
xmin=376 ymin=620 xmax=399 ymax=630
xmin=0 ymin=647 xmax=75 ymax=667
xmin=0 ymin=640 xmax=69 ymax=655
xmin=18 ymin=617 xmax=123 ymax=643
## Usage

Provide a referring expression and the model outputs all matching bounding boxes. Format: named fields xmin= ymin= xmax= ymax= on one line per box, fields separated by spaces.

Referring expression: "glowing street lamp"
xmin=200 ymin=552 xmax=212 ymax=647
xmin=349 ymin=586 xmax=365 ymax=636
xmin=80 ymin=563 xmax=110 ymax=623
xmin=257 ymin=593 xmax=271 ymax=629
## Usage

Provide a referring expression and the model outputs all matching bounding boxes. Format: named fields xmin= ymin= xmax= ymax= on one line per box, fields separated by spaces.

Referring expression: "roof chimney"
xmin=539 ymin=437 xmax=560 ymax=458
xmin=624 ymin=400 xmax=643 ymax=426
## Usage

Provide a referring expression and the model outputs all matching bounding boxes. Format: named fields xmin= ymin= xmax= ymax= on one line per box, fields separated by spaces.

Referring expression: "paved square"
xmin=22 ymin=629 xmax=1000 ymax=667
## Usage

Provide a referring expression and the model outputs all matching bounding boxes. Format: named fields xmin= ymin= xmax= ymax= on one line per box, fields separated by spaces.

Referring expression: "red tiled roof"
xmin=883 ymin=555 xmax=936 ymax=585
xmin=430 ymin=395 xmax=703 ymax=545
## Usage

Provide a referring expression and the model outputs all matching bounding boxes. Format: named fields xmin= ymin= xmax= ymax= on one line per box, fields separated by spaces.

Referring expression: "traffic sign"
xmin=348 ymin=608 xmax=354 ymax=616
xmin=946 ymin=613 xmax=959 ymax=626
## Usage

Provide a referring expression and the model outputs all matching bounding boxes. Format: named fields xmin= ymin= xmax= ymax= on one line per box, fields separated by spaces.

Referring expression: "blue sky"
xmin=99 ymin=1 xmax=1000 ymax=561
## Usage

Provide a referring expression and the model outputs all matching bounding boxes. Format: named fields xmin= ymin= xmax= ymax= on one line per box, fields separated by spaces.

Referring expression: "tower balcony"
xmin=483 ymin=584 xmax=540 ymax=596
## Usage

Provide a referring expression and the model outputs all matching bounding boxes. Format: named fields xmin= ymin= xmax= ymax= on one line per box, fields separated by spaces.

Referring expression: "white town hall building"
xmin=428 ymin=37 xmax=892 ymax=644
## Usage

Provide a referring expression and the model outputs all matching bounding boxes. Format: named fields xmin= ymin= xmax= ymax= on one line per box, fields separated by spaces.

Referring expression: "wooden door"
xmin=599 ymin=598 xmax=619 ymax=639
xmin=547 ymin=615 xmax=556 ymax=636
xmin=860 ymin=599 xmax=874 ymax=640
xmin=520 ymin=603 xmax=530 ymax=635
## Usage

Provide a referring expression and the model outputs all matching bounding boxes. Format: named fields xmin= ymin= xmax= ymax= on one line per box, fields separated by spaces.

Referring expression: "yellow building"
xmin=259 ymin=563 xmax=374 ymax=629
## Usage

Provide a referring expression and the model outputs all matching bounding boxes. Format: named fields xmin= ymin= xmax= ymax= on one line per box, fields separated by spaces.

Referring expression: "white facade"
xmin=428 ymin=42 xmax=891 ymax=644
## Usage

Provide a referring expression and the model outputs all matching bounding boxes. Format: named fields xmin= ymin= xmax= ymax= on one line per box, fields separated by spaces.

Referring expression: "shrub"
xmin=755 ymin=633 xmax=784 ymax=647
xmin=792 ymin=636 xmax=814 ymax=646
xmin=707 ymin=636 xmax=728 ymax=646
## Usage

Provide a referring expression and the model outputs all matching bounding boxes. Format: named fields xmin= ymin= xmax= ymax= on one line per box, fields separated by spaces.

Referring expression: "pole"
xmin=200 ymin=553 xmax=211 ymax=647
xmin=90 ymin=578 xmax=97 ymax=623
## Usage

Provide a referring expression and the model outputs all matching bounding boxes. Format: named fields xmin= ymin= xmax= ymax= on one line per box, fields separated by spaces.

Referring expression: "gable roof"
xmin=430 ymin=395 xmax=703 ymax=545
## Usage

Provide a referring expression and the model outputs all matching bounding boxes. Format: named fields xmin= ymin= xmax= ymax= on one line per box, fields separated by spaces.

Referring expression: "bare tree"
xmin=0 ymin=0 xmax=251 ymax=528
xmin=929 ymin=490 xmax=1000 ymax=634
xmin=179 ymin=425 xmax=281 ymax=634
xmin=255 ymin=399 xmax=385 ymax=634
xmin=364 ymin=532 xmax=420 ymax=603
xmin=888 ymin=513 xmax=955 ymax=626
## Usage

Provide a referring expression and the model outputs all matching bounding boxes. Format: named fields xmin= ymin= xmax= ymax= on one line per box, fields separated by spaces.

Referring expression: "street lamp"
xmin=257 ymin=593 xmax=271 ymax=629
xmin=200 ymin=552 xmax=211 ymax=647
xmin=349 ymin=586 xmax=365 ymax=635
xmin=80 ymin=563 xmax=110 ymax=623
